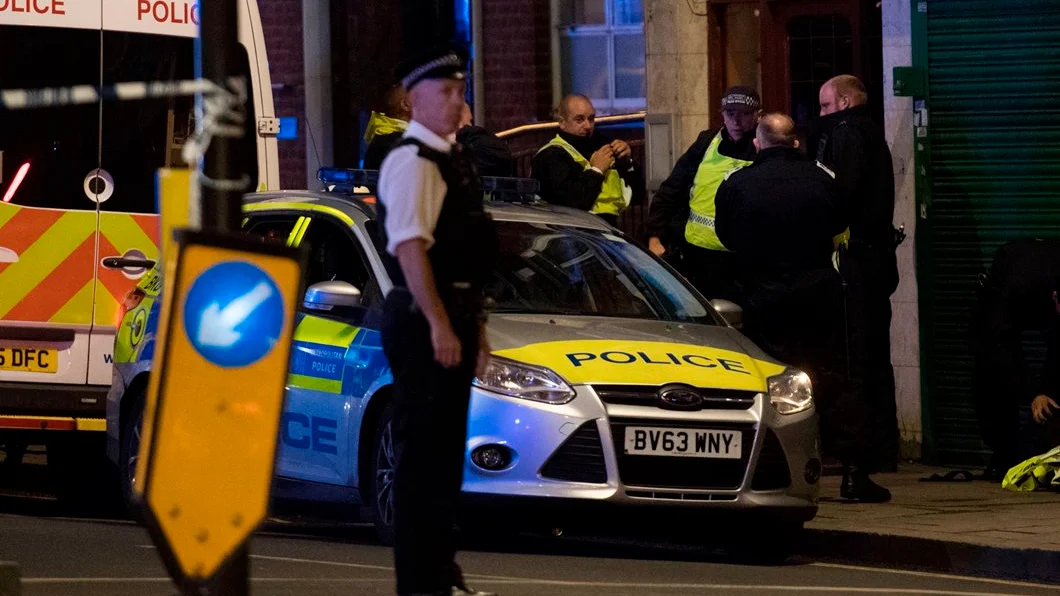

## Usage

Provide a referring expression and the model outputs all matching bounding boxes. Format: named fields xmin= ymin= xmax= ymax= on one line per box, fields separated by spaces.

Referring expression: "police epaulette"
xmin=815 ymin=161 xmax=836 ymax=178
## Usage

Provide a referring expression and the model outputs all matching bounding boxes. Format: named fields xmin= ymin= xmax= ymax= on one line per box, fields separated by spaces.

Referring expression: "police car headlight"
xmin=767 ymin=368 xmax=814 ymax=415
xmin=473 ymin=356 xmax=576 ymax=405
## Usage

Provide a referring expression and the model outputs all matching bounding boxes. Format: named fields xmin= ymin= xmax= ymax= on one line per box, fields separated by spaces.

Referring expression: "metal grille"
xmin=539 ymin=420 xmax=608 ymax=484
xmin=594 ymin=385 xmax=756 ymax=410
xmin=609 ymin=419 xmax=754 ymax=490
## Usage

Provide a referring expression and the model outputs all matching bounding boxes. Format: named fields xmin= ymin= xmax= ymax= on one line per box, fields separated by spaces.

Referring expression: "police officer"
xmin=377 ymin=44 xmax=497 ymax=596
xmin=715 ymin=113 xmax=890 ymax=503
xmin=364 ymin=83 xmax=413 ymax=170
xmin=531 ymin=94 xmax=644 ymax=227
xmin=646 ymin=86 xmax=760 ymax=302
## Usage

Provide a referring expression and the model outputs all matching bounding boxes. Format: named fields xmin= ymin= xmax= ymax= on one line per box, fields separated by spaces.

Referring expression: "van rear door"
xmin=0 ymin=10 xmax=103 ymax=389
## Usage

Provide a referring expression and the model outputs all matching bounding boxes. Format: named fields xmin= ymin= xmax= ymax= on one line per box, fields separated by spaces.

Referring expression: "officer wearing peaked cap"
xmin=376 ymin=44 xmax=497 ymax=596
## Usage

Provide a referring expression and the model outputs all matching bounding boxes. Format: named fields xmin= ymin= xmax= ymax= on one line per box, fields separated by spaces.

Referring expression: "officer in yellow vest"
xmin=531 ymin=94 xmax=644 ymax=227
xmin=646 ymin=86 xmax=761 ymax=301
xmin=363 ymin=83 xmax=413 ymax=169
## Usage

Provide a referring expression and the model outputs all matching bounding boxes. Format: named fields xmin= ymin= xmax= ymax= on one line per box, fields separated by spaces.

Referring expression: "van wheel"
xmin=366 ymin=402 xmax=396 ymax=546
xmin=118 ymin=392 xmax=146 ymax=520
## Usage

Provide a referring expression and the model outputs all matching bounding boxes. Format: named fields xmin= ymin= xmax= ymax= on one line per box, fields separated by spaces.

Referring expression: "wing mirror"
xmin=304 ymin=281 xmax=362 ymax=312
xmin=709 ymin=299 xmax=743 ymax=329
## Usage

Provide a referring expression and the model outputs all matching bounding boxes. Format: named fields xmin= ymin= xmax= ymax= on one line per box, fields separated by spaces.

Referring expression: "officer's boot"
xmin=840 ymin=465 xmax=892 ymax=503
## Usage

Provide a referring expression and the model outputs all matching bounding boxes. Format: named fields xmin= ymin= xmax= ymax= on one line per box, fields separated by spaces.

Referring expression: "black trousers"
xmin=842 ymin=246 xmax=899 ymax=471
xmin=381 ymin=289 xmax=479 ymax=596
xmin=742 ymin=269 xmax=870 ymax=465
xmin=677 ymin=244 xmax=743 ymax=303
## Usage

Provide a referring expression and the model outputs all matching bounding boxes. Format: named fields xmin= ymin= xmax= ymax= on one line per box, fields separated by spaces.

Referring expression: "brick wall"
xmin=258 ymin=0 xmax=306 ymax=189
xmin=481 ymin=0 xmax=553 ymax=132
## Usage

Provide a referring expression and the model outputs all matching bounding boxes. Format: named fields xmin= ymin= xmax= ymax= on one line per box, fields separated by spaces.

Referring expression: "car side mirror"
xmin=304 ymin=281 xmax=361 ymax=312
xmin=710 ymin=299 xmax=743 ymax=329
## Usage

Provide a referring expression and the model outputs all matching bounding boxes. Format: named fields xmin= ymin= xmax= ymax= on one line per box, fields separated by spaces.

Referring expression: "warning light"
xmin=2 ymin=162 xmax=30 ymax=204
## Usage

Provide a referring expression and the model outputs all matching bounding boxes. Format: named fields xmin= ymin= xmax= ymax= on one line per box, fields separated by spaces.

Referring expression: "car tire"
xmin=726 ymin=520 xmax=804 ymax=565
xmin=118 ymin=391 xmax=146 ymax=521
xmin=366 ymin=401 xmax=397 ymax=546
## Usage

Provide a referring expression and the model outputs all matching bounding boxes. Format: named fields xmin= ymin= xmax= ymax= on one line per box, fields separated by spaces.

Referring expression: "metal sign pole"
xmin=188 ymin=1 xmax=248 ymax=594
xmin=198 ymin=0 xmax=246 ymax=234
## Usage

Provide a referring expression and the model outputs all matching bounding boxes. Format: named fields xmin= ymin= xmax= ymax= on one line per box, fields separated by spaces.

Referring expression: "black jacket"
xmin=646 ymin=127 xmax=756 ymax=247
xmin=363 ymin=132 xmax=404 ymax=170
xmin=812 ymin=105 xmax=895 ymax=250
xmin=531 ymin=131 xmax=644 ymax=212
xmin=456 ymin=125 xmax=514 ymax=178
xmin=715 ymin=146 xmax=845 ymax=274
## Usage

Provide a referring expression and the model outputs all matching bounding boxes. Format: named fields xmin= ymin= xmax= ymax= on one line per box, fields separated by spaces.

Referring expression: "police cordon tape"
xmin=0 ymin=78 xmax=223 ymax=110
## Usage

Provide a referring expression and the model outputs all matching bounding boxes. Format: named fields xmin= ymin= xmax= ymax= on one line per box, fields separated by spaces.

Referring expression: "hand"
xmin=431 ymin=322 xmax=462 ymax=368
xmin=475 ymin=326 xmax=492 ymax=378
xmin=610 ymin=139 xmax=632 ymax=161
xmin=648 ymin=236 xmax=667 ymax=257
xmin=1032 ymin=395 xmax=1058 ymax=424
xmin=590 ymin=145 xmax=614 ymax=172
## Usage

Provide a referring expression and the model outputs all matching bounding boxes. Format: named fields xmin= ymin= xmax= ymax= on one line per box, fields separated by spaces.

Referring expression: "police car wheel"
xmin=118 ymin=393 xmax=146 ymax=521
xmin=367 ymin=402 xmax=397 ymax=546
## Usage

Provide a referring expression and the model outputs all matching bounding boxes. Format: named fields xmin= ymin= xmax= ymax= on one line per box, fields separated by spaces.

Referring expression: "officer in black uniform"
xmin=376 ymin=44 xmax=497 ymax=596
xmin=715 ymin=113 xmax=890 ymax=503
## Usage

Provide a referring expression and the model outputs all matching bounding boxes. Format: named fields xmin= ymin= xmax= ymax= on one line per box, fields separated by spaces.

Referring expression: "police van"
xmin=0 ymin=0 xmax=279 ymax=504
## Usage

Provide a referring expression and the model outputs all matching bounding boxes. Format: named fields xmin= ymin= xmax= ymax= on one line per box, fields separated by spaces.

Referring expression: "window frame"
xmin=551 ymin=0 xmax=646 ymax=113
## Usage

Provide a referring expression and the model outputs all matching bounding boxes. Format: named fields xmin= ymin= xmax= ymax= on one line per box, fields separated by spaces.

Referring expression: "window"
xmin=100 ymin=32 xmax=259 ymax=214
xmin=485 ymin=221 xmax=715 ymax=324
xmin=556 ymin=0 xmax=645 ymax=112
xmin=245 ymin=216 xmax=301 ymax=245
xmin=787 ymin=15 xmax=854 ymax=129
xmin=300 ymin=217 xmax=380 ymax=309
xmin=0 ymin=26 xmax=101 ymax=210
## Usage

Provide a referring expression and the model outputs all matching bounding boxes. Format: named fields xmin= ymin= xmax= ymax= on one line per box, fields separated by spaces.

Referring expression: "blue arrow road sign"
xmin=183 ymin=261 xmax=285 ymax=368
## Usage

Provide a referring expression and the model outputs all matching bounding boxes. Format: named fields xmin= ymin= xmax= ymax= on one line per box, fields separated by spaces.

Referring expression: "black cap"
xmin=397 ymin=44 xmax=468 ymax=91
xmin=720 ymin=86 xmax=761 ymax=112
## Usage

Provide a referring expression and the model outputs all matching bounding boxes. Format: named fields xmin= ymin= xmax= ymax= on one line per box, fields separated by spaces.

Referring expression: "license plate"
xmin=624 ymin=426 xmax=741 ymax=459
xmin=0 ymin=347 xmax=57 ymax=374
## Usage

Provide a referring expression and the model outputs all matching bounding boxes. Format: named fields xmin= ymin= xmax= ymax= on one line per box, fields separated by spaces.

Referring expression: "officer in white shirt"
xmin=376 ymin=44 xmax=497 ymax=596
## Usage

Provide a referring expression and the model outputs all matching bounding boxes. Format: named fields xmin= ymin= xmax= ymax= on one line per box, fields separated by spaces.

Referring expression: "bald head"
xmin=755 ymin=113 xmax=798 ymax=150
xmin=819 ymin=75 xmax=867 ymax=116
xmin=557 ymin=94 xmax=596 ymax=137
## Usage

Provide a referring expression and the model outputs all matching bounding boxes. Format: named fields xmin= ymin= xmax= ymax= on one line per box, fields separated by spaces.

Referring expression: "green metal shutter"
xmin=915 ymin=0 xmax=1060 ymax=465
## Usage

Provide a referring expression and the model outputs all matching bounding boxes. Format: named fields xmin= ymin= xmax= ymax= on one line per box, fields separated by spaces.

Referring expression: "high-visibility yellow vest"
xmin=684 ymin=132 xmax=753 ymax=251
xmin=363 ymin=112 xmax=408 ymax=144
xmin=537 ymin=135 xmax=627 ymax=216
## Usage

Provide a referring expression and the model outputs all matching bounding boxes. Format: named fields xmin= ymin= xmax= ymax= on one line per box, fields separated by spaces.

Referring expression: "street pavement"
xmin=0 ymin=500 xmax=1057 ymax=596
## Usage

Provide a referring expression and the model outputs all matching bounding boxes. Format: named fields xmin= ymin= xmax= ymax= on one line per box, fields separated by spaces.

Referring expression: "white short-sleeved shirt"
xmin=377 ymin=120 xmax=455 ymax=255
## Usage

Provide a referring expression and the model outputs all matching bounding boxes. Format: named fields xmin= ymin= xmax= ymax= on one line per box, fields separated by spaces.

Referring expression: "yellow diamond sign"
xmin=138 ymin=230 xmax=302 ymax=582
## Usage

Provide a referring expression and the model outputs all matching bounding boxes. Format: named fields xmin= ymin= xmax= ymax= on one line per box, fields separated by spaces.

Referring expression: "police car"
xmin=106 ymin=171 xmax=820 ymax=558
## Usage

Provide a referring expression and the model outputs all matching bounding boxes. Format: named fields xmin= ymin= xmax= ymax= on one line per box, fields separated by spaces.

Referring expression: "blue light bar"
xmin=480 ymin=176 xmax=540 ymax=204
xmin=317 ymin=168 xmax=379 ymax=189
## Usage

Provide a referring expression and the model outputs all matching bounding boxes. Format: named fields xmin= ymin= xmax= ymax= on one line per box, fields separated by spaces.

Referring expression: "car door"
xmin=266 ymin=212 xmax=384 ymax=487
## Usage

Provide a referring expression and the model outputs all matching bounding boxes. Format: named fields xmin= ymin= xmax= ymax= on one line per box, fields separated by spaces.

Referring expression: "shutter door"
xmin=920 ymin=0 xmax=1060 ymax=465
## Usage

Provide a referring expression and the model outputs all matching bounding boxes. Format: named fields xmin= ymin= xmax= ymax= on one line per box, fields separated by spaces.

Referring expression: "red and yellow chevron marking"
xmin=0 ymin=203 xmax=96 ymax=325
xmin=0 ymin=202 xmax=161 ymax=327
xmin=94 ymin=212 xmax=160 ymax=326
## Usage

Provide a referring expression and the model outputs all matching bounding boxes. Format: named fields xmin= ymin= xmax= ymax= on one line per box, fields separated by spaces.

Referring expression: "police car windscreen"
xmin=485 ymin=222 xmax=714 ymax=324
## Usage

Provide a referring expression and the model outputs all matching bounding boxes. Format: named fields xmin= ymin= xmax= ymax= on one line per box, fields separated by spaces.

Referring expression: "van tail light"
xmin=2 ymin=162 xmax=30 ymax=203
